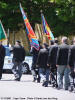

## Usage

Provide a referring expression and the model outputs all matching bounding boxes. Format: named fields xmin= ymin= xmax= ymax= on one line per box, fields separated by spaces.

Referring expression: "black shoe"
xmin=15 ymin=78 xmax=20 ymax=81
xmin=42 ymin=81 xmax=48 ymax=87
xmin=42 ymin=83 xmax=48 ymax=87
xmin=33 ymin=77 xmax=37 ymax=82
xmin=37 ymin=78 xmax=40 ymax=83
xmin=65 ymin=87 xmax=68 ymax=90
xmin=48 ymin=81 xmax=51 ymax=84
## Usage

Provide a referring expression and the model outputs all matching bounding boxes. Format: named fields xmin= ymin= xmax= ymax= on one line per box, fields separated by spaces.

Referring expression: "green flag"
xmin=0 ymin=20 xmax=7 ymax=41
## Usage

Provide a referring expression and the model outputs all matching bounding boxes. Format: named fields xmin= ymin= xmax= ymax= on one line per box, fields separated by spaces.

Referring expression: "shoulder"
xmin=70 ymin=45 xmax=75 ymax=49
xmin=1 ymin=45 xmax=5 ymax=49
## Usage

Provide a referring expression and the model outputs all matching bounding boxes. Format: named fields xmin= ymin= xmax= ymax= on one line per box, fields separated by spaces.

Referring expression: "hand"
xmin=56 ymin=65 xmax=58 ymax=67
xmin=74 ymin=68 xmax=75 ymax=72
xmin=47 ymin=64 xmax=50 ymax=66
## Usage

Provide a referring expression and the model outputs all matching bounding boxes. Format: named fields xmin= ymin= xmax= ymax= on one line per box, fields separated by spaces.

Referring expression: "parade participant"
xmin=30 ymin=46 xmax=39 ymax=82
xmin=56 ymin=37 xmax=70 ymax=90
xmin=10 ymin=40 xmax=26 ymax=81
xmin=69 ymin=38 xmax=75 ymax=85
xmin=47 ymin=38 xmax=58 ymax=86
xmin=37 ymin=43 xmax=49 ymax=87
xmin=0 ymin=41 xmax=5 ymax=80
xmin=30 ymin=40 xmax=42 ymax=82
xmin=47 ymin=39 xmax=58 ymax=67
xmin=69 ymin=37 xmax=75 ymax=71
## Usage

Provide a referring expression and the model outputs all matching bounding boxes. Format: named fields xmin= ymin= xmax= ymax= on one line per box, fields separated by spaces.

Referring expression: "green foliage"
xmin=0 ymin=0 xmax=75 ymax=37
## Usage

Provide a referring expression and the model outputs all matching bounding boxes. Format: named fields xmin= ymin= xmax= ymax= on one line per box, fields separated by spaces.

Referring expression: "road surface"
xmin=0 ymin=74 xmax=75 ymax=100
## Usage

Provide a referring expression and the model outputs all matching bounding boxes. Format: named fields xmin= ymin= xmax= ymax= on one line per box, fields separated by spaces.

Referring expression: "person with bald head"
xmin=56 ymin=36 xmax=70 ymax=90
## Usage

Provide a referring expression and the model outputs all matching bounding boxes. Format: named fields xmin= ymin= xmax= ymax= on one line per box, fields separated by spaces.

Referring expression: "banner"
xmin=20 ymin=4 xmax=39 ymax=50
xmin=0 ymin=20 xmax=7 ymax=41
xmin=41 ymin=13 xmax=54 ymax=40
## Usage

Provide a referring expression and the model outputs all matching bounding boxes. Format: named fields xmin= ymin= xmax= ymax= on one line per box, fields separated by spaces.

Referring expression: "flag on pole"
xmin=20 ymin=3 xmax=39 ymax=50
xmin=41 ymin=13 xmax=54 ymax=40
xmin=0 ymin=20 xmax=7 ymax=41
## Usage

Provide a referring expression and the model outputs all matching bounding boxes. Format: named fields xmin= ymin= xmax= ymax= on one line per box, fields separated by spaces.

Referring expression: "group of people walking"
xmin=30 ymin=36 xmax=75 ymax=91
xmin=0 ymin=36 xmax=75 ymax=91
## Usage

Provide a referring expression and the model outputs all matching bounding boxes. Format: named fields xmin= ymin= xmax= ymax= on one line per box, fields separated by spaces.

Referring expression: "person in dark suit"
xmin=0 ymin=41 xmax=5 ymax=80
xmin=30 ymin=46 xmax=39 ymax=82
xmin=69 ymin=38 xmax=75 ymax=78
xmin=10 ymin=40 xmax=26 ymax=81
xmin=47 ymin=38 xmax=58 ymax=68
xmin=30 ymin=40 xmax=42 ymax=82
xmin=56 ymin=37 xmax=70 ymax=90
xmin=47 ymin=38 xmax=58 ymax=85
xmin=37 ymin=43 xmax=49 ymax=87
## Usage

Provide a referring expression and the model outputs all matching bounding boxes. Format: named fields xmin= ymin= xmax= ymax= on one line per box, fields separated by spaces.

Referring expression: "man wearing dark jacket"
xmin=11 ymin=40 xmax=26 ymax=81
xmin=30 ymin=40 xmax=42 ymax=82
xmin=0 ymin=41 xmax=5 ymax=80
xmin=69 ymin=38 xmax=75 ymax=78
xmin=56 ymin=37 xmax=70 ymax=90
xmin=30 ymin=46 xmax=39 ymax=82
xmin=47 ymin=39 xmax=58 ymax=68
xmin=37 ymin=43 xmax=49 ymax=87
xmin=47 ymin=38 xmax=58 ymax=85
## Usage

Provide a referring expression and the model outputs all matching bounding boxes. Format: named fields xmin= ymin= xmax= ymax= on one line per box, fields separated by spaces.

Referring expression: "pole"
xmin=7 ymin=28 xmax=10 ymax=47
xmin=13 ymin=30 xmax=15 ymax=45
xmin=12 ymin=10 xmax=15 ymax=45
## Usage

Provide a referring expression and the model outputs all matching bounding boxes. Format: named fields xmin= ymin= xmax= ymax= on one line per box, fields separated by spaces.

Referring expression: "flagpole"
xmin=40 ymin=10 xmax=46 ymax=43
xmin=7 ymin=28 xmax=10 ymax=47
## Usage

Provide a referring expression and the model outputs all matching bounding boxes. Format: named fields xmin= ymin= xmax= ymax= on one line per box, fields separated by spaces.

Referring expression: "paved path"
xmin=0 ymin=74 xmax=75 ymax=100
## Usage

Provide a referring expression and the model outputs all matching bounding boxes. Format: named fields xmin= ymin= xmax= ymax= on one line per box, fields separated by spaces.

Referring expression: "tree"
xmin=0 ymin=0 xmax=75 ymax=36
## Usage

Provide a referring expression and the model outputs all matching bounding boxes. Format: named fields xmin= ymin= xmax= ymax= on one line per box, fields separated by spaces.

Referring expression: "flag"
xmin=41 ymin=13 xmax=54 ymax=40
xmin=0 ymin=20 xmax=7 ymax=41
xmin=20 ymin=3 xmax=39 ymax=50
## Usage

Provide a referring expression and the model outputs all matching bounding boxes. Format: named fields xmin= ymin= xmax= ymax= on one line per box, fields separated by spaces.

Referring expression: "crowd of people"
xmin=30 ymin=36 xmax=75 ymax=91
xmin=0 ymin=36 xmax=75 ymax=92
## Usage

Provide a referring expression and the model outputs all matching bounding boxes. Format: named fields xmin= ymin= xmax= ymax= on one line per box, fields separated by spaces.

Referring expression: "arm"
xmin=47 ymin=47 xmax=52 ymax=66
xmin=30 ymin=47 xmax=34 ymax=54
xmin=56 ymin=46 xmax=60 ymax=67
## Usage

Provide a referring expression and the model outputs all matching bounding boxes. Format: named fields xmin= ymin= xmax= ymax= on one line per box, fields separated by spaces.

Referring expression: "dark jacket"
xmin=37 ymin=48 xmax=48 ymax=68
xmin=30 ymin=47 xmax=39 ymax=66
xmin=47 ymin=44 xmax=58 ymax=65
xmin=68 ymin=45 xmax=75 ymax=67
xmin=56 ymin=43 xmax=70 ymax=65
xmin=11 ymin=45 xmax=26 ymax=62
xmin=0 ymin=45 xmax=5 ymax=64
